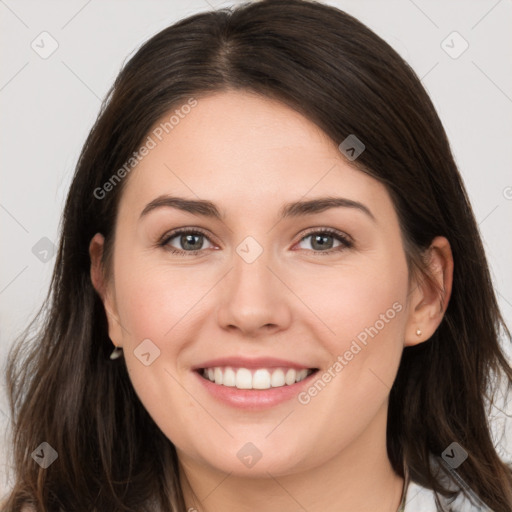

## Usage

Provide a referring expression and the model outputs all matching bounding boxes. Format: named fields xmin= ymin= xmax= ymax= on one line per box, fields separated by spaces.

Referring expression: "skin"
xmin=90 ymin=90 xmax=453 ymax=512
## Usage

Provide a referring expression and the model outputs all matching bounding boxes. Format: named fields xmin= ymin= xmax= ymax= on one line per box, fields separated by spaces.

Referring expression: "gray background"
xmin=1 ymin=0 xmax=511 ymax=499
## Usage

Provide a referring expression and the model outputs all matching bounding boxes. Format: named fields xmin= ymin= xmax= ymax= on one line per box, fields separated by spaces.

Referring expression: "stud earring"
xmin=416 ymin=329 xmax=422 ymax=337
xmin=110 ymin=346 xmax=123 ymax=360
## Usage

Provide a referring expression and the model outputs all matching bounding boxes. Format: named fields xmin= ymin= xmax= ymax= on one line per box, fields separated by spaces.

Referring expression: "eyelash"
xmin=158 ymin=227 xmax=353 ymax=256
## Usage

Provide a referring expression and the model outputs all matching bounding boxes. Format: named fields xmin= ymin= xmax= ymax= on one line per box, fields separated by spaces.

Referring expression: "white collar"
xmin=403 ymin=479 xmax=493 ymax=511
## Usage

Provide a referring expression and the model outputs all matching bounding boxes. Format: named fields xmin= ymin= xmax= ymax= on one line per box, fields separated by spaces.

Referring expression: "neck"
xmin=178 ymin=402 xmax=405 ymax=512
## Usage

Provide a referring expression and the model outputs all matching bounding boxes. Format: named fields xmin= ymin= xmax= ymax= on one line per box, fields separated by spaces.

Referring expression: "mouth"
xmin=196 ymin=366 xmax=319 ymax=390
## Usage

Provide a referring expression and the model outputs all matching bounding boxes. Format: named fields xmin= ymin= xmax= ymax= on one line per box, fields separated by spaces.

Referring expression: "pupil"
xmin=312 ymin=234 xmax=333 ymax=250
xmin=182 ymin=234 xmax=202 ymax=250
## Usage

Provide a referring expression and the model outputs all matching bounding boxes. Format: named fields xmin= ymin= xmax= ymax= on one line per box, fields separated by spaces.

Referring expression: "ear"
xmin=404 ymin=236 xmax=454 ymax=347
xmin=89 ymin=233 xmax=123 ymax=348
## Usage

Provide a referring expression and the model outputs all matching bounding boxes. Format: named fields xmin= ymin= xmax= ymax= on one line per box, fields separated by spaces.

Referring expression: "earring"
xmin=110 ymin=346 xmax=123 ymax=360
xmin=416 ymin=329 xmax=422 ymax=337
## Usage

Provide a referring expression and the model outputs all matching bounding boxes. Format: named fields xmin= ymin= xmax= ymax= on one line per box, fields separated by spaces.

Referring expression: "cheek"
xmin=114 ymin=256 xmax=211 ymax=342
xmin=299 ymin=259 xmax=406 ymax=341
xmin=289 ymin=261 xmax=407 ymax=453
xmin=295 ymin=255 xmax=408 ymax=389
xmin=112 ymin=257 xmax=206 ymax=436
xmin=114 ymin=243 xmax=408 ymax=367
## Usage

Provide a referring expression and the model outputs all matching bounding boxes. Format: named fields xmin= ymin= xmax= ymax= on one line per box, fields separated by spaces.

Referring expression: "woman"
xmin=3 ymin=0 xmax=512 ymax=510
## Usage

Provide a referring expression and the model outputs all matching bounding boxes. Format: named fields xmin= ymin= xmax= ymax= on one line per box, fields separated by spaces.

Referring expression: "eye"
xmin=158 ymin=227 xmax=353 ymax=256
xmin=295 ymin=228 xmax=353 ymax=254
xmin=159 ymin=228 xmax=215 ymax=255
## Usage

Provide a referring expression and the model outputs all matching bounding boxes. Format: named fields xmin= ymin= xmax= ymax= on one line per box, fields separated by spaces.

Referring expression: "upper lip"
xmin=192 ymin=357 xmax=316 ymax=371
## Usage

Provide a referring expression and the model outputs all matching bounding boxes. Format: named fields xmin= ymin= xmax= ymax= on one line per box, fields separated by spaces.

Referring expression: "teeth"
xmin=201 ymin=366 xmax=314 ymax=390
xmin=223 ymin=367 xmax=236 ymax=387
xmin=253 ymin=369 xmax=270 ymax=389
xmin=285 ymin=368 xmax=296 ymax=385
xmin=271 ymin=369 xmax=285 ymax=387
xmin=236 ymin=368 xmax=253 ymax=389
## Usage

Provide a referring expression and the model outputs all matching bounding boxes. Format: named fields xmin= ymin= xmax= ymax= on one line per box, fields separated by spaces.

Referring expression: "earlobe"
xmin=404 ymin=236 xmax=453 ymax=346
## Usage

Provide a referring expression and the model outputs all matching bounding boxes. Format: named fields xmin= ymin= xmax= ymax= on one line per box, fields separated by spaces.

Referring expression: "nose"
xmin=216 ymin=249 xmax=292 ymax=338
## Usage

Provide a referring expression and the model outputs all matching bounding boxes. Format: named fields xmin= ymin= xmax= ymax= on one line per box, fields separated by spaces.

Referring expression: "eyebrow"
xmin=139 ymin=195 xmax=376 ymax=222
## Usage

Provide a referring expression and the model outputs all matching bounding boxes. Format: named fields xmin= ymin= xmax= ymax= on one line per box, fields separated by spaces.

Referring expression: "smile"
xmin=199 ymin=366 xmax=317 ymax=390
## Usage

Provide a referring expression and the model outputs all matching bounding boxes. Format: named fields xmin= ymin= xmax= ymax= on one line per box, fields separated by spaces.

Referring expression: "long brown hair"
xmin=4 ymin=1 xmax=512 ymax=510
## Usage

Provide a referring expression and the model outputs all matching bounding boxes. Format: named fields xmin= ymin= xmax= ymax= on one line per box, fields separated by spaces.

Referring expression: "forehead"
xmin=118 ymin=90 xmax=391 ymax=221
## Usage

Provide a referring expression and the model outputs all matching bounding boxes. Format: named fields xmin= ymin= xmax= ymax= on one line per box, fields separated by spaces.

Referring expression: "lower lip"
xmin=193 ymin=370 xmax=318 ymax=410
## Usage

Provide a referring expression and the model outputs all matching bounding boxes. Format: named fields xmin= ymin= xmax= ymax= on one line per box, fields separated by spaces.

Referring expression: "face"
xmin=93 ymin=90 xmax=427 ymax=478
